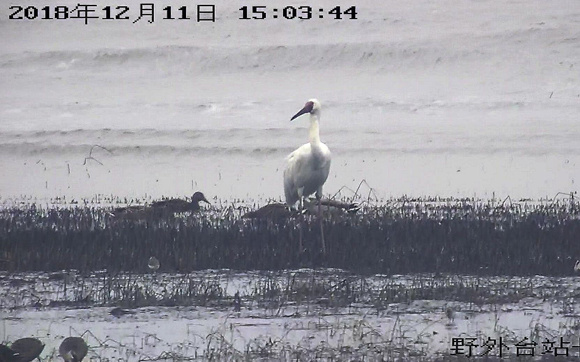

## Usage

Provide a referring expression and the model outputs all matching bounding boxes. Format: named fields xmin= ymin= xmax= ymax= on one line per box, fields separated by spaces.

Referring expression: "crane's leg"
xmin=316 ymin=189 xmax=326 ymax=255
xmin=297 ymin=187 xmax=305 ymax=211
xmin=297 ymin=187 xmax=304 ymax=253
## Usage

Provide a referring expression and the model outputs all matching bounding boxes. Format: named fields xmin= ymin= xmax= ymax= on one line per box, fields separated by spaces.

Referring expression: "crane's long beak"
xmin=290 ymin=101 xmax=314 ymax=121
xmin=202 ymin=196 xmax=211 ymax=204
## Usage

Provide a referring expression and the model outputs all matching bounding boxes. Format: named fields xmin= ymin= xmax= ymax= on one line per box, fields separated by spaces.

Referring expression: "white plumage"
xmin=284 ymin=99 xmax=331 ymax=208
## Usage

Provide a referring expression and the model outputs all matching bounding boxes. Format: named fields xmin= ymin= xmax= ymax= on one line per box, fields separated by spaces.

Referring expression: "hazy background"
xmin=1 ymin=0 xmax=578 ymax=202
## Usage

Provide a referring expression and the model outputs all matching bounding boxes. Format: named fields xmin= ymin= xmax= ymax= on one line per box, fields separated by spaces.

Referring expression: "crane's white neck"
xmin=308 ymin=113 xmax=321 ymax=146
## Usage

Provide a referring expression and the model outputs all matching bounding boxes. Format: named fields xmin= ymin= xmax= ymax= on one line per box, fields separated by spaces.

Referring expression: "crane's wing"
xmin=283 ymin=144 xmax=311 ymax=205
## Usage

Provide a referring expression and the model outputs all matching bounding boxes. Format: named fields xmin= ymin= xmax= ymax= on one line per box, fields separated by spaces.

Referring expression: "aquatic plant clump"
xmin=0 ymin=197 xmax=578 ymax=275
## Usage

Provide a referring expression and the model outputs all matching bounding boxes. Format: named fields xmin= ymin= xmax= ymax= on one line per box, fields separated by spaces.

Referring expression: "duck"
xmin=242 ymin=203 xmax=294 ymax=219
xmin=242 ymin=199 xmax=358 ymax=219
xmin=150 ymin=191 xmax=210 ymax=213
xmin=112 ymin=191 xmax=210 ymax=219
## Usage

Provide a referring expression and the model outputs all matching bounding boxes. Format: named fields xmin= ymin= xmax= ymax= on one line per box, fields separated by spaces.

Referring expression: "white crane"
xmin=284 ymin=99 xmax=331 ymax=210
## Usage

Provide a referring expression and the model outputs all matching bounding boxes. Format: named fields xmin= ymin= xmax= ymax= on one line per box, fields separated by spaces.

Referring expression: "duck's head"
xmin=192 ymin=192 xmax=210 ymax=205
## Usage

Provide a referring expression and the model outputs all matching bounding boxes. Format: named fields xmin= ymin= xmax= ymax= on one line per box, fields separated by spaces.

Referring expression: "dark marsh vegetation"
xmin=0 ymin=196 xmax=579 ymax=275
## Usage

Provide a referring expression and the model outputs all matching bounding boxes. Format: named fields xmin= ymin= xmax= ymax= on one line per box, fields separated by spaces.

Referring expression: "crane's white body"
xmin=284 ymin=99 xmax=331 ymax=208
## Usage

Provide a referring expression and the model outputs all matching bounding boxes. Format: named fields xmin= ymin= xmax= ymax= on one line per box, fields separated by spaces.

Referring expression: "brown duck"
xmin=243 ymin=199 xmax=358 ymax=219
xmin=150 ymin=191 xmax=210 ymax=213
xmin=113 ymin=191 xmax=210 ymax=219
xmin=242 ymin=203 xmax=294 ymax=219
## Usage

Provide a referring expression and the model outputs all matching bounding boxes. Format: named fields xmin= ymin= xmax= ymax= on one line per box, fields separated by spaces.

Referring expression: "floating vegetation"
xmin=1 ymin=269 xmax=576 ymax=311
xmin=3 ymin=270 xmax=580 ymax=361
xmin=0 ymin=196 xmax=578 ymax=275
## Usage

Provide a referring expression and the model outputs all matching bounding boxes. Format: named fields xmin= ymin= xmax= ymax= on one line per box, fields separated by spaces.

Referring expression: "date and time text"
xmin=8 ymin=4 xmax=358 ymax=23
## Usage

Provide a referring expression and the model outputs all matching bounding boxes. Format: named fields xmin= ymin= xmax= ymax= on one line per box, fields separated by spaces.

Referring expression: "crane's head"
xmin=192 ymin=191 xmax=210 ymax=204
xmin=291 ymin=99 xmax=321 ymax=121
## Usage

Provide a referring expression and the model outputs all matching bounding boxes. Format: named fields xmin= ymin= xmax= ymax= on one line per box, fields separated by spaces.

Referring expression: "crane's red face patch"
xmin=303 ymin=101 xmax=314 ymax=112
